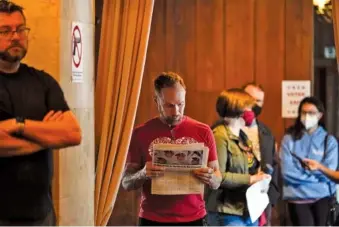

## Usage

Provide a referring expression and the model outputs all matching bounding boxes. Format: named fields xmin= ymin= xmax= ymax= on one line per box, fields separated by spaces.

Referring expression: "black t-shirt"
xmin=0 ymin=63 xmax=69 ymax=220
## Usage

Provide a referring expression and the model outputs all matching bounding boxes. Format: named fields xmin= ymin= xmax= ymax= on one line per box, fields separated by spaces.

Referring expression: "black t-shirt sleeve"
xmin=43 ymin=73 xmax=70 ymax=112
xmin=0 ymin=84 xmax=13 ymax=120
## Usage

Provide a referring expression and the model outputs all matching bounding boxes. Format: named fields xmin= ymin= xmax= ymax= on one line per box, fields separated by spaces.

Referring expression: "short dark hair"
xmin=216 ymin=88 xmax=255 ymax=118
xmin=154 ymin=72 xmax=186 ymax=94
xmin=242 ymin=82 xmax=264 ymax=92
xmin=0 ymin=1 xmax=25 ymax=20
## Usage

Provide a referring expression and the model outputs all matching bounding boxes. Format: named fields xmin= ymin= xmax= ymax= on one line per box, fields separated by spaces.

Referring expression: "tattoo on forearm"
xmin=122 ymin=165 xmax=148 ymax=190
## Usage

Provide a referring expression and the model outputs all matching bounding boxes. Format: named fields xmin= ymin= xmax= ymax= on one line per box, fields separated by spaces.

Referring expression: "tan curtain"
xmin=94 ymin=0 xmax=154 ymax=225
xmin=333 ymin=0 xmax=339 ymax=66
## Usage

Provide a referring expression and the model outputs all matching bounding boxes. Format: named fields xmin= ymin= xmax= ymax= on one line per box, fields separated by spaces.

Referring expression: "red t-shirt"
xmin=127 ymin=116 xmax=217 ymax=223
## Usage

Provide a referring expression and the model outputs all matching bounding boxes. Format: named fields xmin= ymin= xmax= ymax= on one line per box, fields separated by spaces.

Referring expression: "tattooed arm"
xmin=121 ymin=162 xmax=165 ymax=191
xmin=122 ymin=163 xmax=148 ymax=191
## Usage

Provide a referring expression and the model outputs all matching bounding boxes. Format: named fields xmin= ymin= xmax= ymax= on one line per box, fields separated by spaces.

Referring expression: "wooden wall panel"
xmin=135 ymin=0 xmax=166 ymax=125
xmin=255 ymin=0 xmax=286 ymax=143
xmin=284 ymin=0 xmax=314 ymax=130
xmin=255 ymin=1 xmax=286 ymax=224
xmin=225 ymin=0 xmax=255 ymax=88
xmin=186 ymin=91 xmax=221 ymax=125
xmin=165 ymin=0 xmax=197 ymax=90
xmin=109 ymin=0 xmax=313 ymax=225
xmin=196 ymin=0 xmax=225 ymax=92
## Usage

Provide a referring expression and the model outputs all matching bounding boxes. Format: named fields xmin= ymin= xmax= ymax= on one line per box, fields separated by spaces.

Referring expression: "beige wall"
xmin=58 ymin=0 xmax=95 ymax=225
xmin=16 ymin=0 xmax=60 ymax=79
xmin=15 ymin=0 xmax=95 ymax=225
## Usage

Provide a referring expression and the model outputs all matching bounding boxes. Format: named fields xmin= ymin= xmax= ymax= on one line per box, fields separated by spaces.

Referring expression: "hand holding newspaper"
xmin=246 ymin=176 xmax=272 ymax=223
xmin=151 ymin=143 xmax=209 ymax=195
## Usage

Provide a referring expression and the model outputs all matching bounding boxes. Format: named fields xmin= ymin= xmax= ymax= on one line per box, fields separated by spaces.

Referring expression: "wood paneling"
xmin=135 ymin=0 xmax=166 ymax=125
xmin=284 ymin=0 xmax=314 ymax=131
xmin=196 ymin=0 xmax=225 ymax=92
xmin=255 ymin=0 xmax=286 ymax=142
xmin=136 ymin=0 xmax=313 ymax=137
xmin=225 ymin=0 xmax=255 ymax=88
xmin=110 ymin=0 xmax=313 ymax=225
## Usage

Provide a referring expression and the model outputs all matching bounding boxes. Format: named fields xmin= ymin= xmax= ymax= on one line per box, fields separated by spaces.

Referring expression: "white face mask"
xmin=301 ymin=114 xmax=319 ymax=130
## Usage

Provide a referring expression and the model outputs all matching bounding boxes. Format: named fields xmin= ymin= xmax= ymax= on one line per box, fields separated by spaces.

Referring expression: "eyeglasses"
xmin=0 ymin=27 xmax=30 ymax=39
xmin=301 ymin=111 xmax=319 ymax=116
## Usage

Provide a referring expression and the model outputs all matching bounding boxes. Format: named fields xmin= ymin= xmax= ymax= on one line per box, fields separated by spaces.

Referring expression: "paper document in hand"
xmin=246 ymin=176 xmax=271 ymax=223
xmin=151 ymin=143 xmax=209 ymax=195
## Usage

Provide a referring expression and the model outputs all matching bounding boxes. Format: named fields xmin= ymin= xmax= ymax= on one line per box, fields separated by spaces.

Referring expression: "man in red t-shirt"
xmin=122 ymin=72 xmax=221 ymax=226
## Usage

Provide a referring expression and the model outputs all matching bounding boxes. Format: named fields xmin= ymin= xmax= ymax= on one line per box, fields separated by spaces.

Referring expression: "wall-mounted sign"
xmin=71 ymin=22 xmax=84 ymax=83
xmin=282 ymin=80 xmax=311 ymax=118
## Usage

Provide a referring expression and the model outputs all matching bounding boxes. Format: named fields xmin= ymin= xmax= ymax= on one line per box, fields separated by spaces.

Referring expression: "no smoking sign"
xmin=71 ymin=22 xmax=84 ymax=83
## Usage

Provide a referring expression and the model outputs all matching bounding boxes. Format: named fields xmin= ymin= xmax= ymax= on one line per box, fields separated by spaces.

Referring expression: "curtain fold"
xmin=94 ymin=0 xmax=154 ymax=225
xmin=333 ymin=0 xmax=339 ymax=68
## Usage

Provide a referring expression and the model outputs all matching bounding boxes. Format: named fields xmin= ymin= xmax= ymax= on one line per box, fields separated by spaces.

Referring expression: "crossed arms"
xmin=0 ymin=110 xmax=81 ymax=157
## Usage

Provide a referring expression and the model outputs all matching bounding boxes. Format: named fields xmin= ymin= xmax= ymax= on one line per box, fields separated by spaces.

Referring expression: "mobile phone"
xmin=291 ymin=152 xmax=309 ymax=168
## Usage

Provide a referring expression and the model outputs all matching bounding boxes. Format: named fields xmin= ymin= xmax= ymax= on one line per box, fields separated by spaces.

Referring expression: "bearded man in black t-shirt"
xmin=0 ymin=1 xmax=82 ymax=225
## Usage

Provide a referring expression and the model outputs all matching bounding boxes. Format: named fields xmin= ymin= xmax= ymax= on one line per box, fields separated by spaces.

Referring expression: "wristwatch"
xmin=16 ymin=116 xmax=25 ymax=136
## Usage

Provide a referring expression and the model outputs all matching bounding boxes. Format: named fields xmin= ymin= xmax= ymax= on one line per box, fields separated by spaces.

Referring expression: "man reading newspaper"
xmin=151 ymin=143 xmax=209 ymax=195
xmin=122 ymin=72 xmax=221 ymax=226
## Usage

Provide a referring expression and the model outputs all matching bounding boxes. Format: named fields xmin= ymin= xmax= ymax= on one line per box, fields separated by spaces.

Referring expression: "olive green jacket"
xmin=205 ymin=124 xmax=259 ymax=216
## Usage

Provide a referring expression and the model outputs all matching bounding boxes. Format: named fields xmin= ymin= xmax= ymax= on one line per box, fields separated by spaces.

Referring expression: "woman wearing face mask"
xmin=205 ymin=88 xmax=270 ymax=226
xmin=280 ymin=96 xmax=338 ymax=226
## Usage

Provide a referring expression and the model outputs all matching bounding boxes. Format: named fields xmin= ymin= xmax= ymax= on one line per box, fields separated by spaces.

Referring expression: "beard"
xmin=163 ymin=115 xmax=182 ymax=126
xmin=0 ymin=42 xmax=27 ymax=63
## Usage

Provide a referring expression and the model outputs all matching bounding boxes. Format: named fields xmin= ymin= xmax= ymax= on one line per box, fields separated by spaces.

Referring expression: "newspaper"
xmin=151 ymin=143 xmax=209 ymax=195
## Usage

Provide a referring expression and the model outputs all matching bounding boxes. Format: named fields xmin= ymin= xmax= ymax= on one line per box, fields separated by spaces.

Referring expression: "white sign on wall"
xmin=71 ymin=22 xmax=84 ymax=83
xmin=282 ymin=80 xmax=311 ymax=118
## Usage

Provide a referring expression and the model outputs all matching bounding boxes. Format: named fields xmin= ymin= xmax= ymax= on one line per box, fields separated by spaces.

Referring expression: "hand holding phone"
xmin=291 ymin=152 xmax=310 ymax=169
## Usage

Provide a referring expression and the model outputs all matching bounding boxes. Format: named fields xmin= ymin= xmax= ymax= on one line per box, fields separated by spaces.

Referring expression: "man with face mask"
xmin=0 ymin=1 xmax=82 ymax=225
xmin=122 ymin=72 xmax=222 ymax=226
xmin=242 ymin=83 xmax=280 ymax=226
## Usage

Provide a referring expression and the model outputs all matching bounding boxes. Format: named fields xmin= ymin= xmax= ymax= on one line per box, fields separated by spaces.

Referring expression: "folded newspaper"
xmin=151 ymin=143 xmax=209 ymax=195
